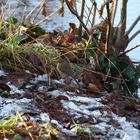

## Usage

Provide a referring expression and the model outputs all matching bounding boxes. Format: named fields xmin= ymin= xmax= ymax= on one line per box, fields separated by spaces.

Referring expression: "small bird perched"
xmin=56 ymin=57 xmax=81 ymax=87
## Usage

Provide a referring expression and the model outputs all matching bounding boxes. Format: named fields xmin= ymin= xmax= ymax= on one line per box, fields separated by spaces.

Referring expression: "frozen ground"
xmin=0 ymin=70 xmax=139 ymax=139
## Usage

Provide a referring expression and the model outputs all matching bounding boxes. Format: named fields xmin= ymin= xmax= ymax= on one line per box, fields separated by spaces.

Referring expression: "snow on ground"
xmin=7 ymin=82 xmax=25 ymax=94
xmin=47 ymin=90 xmax=140 ymax=140
xmin=137 ymin=89 xmax=140 ymax=98
xmin=0 ymin=70 xmax=6 ymax=76
xmin=0 ymin=97 xmax=37 ymax=117
xmin=0 ymin=72 xmax=140 ymax=139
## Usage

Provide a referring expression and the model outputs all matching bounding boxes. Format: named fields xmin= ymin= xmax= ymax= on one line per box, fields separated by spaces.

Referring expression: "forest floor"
xmin=0 ymin=69 xmax=140 ymax=140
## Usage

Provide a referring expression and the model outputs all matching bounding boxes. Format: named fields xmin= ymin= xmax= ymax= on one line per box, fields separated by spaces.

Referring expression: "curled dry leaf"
xmin=69 ymin=23 xmax=76 ymax=34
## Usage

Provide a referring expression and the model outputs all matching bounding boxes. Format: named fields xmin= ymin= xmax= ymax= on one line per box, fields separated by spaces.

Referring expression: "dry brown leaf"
xmin=56 ymin=95 xmax=69 ymax=101
xmin=57 ymin=7 xmax=64 ymax=16
xmin=87 ymin=83 xmax=100 ymax=93
xmin=69 ymin=23 xmax=76 ymax=34
xmin=41 ymin=2 xmax=47 ymax=17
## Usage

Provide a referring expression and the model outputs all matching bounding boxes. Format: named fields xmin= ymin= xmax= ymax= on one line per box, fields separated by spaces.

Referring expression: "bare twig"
xmin=35 ymin=8 xmax=60 ymax=25
xmin=110 ymin=0 xmax=118 ymax=27
xmin=78 ymin=0 xmax=85 ymax=37
xmin=125 ymin=15 xmax=140 ymax=36
xmin=129 ymin=29 xmax=140 ymax=43
xmin=105 ymin=2 xmax=112 ymax=54
xmin=25 ymin=1 xmax=41 ymax=19
xmin=120 ymin=44 xmax=140 ymax=56
xmin=91 ymin=0 xmax=97 ymax=28
xmin=31 ymin=0 xmax=46 ymax=23
xmin=85 ymin=1 xmax=94 ymax=26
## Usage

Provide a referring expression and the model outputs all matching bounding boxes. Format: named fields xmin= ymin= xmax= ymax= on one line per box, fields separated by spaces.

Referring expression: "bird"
xmin=56 ymin=57 xmax=81 ymax=87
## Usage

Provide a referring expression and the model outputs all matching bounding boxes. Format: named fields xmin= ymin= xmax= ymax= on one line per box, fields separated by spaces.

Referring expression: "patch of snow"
xmin=25 ymin=70 xmax=31 ymax=74
xmin=94 ymin=122 xmax=110 ymax=132
xmin=0 ymin=70 xmax=6 ymax=76
xmin=34 ymin=74 xmax=48 ymax=81
xmin=53 ymin=79 xmax=65 ymax=84
xmin=70 ymin=96 xmax=101 ymax=105
xmin=122 ymin=132 xmax=132 ymax=140
xmin=62 ymin=101 xmax=82 ymax=112
xmin=65 ymin=91 xmax=76 ymax=95
xmin=30 ymin=79 xmax=37 ymax=84
xmin=30 ymin=74 xmax=48 ymax=84
xmin=49 ymin=90 xmax=75 ymax=99
xmin=51 ymin=120 xmax=77 ymax=136
xmin=137 ymin=88 xmax=140 ymax=98
xmin=0 ymin=98 xmax=33 ymax=117
xmin=0 ymin=102 xmax=22 ymax=117
xmin=25 ymin=85 xmax=34 ymax=88
xmin=40 ymin=113 xmax=50 ymax=122
xmin=110 ymin=129 xmax=126 ymax=140
xmin=15 ymin=98 xmax=31 ymax=103
xmin=61 ymin=94 xmax=140 ymax=139
xmin=61 ymin=128 xmax=77 ymax=137
xmin=62 ymin=100 xmax=101 ymax=117
xmin=90 ymin=110 xmax=102 ymax=117
xmin=98 ymin=117 xmax=111 ymax=122
xmin=51 ymin=120 xmax=63 ymax=129
xmin=0 ymin=96 xmax=4 ymax=103
xmin=5 ymin=98 xmax=17 ymax=103
xmin=38 ymin=86 xmax=47 ymax=91
xmin=7 ymin=82 xmax=24 ymax=94
xmin=49 ymin=90 xmax=64 ymax=97
xmin=113 ymin=114 xmax=140 ymax=140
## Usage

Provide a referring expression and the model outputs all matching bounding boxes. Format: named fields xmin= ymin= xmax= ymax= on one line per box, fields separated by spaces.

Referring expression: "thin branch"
xmin=79 ymin=0 xmax=85 ymax=23
xmin=129 ymin=29 xmax=140 ymax=43
xmin=91 ymin=0 xmax=97 ymax=28
xmin=105 ymin=2 xmax=112 ymax=54
xmin=125 ymin=15 xmax=140 ymax=36
xmin=120 ymin=44 xmax=140 ymax=56
xmin=25 ymin=1 xmax=41 ymax=19
xmin=78 ymin=0 xmax=85 ymax=37
xmin=85 ymin=1 xmax=94 ymax=26
xmin=36 ymin=8 xmax=60 ymax=25
xmin=32 ymin=0 xmax=46 ymax=23
xmin=84 ymin=8 xmax=92 ymax=26
xmin=110 ymin=0 xmax=118 ymax=27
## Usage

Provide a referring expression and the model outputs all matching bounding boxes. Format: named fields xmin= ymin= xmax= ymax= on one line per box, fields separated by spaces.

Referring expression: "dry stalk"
xmin=105 ymin=2 xmax=112 ymax=54
xmin=91 ymin=0 xmax=97 ymax=28
xmin=115 ymin=0 xmax=128 ymax=47
xmin=110 ymin=0 xmax=118 ymax=27
xmin=78 ymin=0 xmax=85 ymax=37
xmin=120 ymin=44 xmax=140 ymax=56
xmin=36 ymin=8 xmax=61 ymax=25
